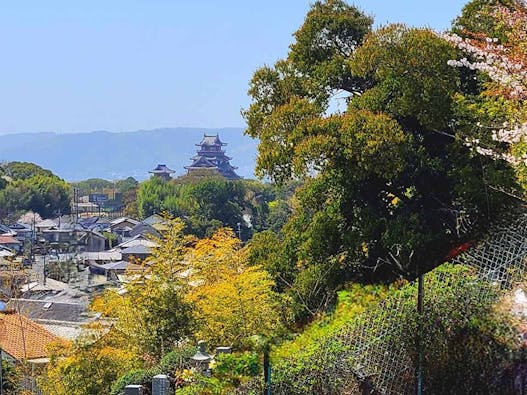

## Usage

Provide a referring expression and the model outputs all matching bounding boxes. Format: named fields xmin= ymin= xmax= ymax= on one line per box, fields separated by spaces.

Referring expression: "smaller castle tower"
xmin=149 ymin=164 xmax=175 ymax=181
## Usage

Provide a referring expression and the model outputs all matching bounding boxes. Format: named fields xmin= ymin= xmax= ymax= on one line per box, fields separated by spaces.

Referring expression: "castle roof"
xmin=149 ymin=164 xmax=175 ymax=174
xmin=196 ymin=134 xmax=226 ymax=147
xmin=185 ymin=156 xmax=217 ymax=170
xmin=192 ymin=153 xmax=232 ymax=161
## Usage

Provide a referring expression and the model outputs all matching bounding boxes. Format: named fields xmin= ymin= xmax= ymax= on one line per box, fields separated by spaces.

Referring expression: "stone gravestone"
xmin=124 ymin=384 xmax=144 ymax=395
xmin=215 ymin=346 xmax=232 ymax=354
xmin=152 ymin=374 xmax=171 ymax=395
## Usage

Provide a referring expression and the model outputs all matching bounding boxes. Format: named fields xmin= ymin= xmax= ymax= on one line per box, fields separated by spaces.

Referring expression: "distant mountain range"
xmin=0 ymin=127 xmax=258 ymax=181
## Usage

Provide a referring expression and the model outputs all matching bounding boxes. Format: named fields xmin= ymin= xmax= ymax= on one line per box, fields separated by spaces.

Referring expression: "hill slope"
xmin=0 ymin=127 xmax=257 ymax=181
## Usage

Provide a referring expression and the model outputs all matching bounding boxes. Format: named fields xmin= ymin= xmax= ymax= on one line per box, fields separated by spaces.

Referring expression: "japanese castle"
xmin=185 ymin=134 xmax=241 ymax=180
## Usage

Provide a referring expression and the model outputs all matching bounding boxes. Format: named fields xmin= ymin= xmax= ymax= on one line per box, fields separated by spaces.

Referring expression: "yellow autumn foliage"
xmin=40 ymin=336 xmax=139 ymax=395
xmin=40 ymin=219 xmax=288 ymax=393
xmin=187 ymin=228 xmax=286 ymax=349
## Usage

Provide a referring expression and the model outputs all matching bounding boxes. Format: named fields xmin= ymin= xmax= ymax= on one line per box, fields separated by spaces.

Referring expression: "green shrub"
xmin=213 ymin=352 xmax=260 ymax=386
xmin=159 ymin=344 xmax=195 ymax=372
xmin=110 ymin=367 xmax=160 ymax=395
xmin=177 ymin=374 xmax=224 ymax=395
xmin=110 ymin=344 xmax=195 ymax=395
xmin=238 ymin=264 xmax=518 ymax=394
xmin=3 ymin=359 xmax=20 ymax=394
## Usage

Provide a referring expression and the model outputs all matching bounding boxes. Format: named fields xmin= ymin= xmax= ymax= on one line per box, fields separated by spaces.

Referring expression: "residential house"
xmin=0 ymin=310 xmax=64 ymax=362
xmin=129 ymin=222 xmax=161 ymax=239
xmin=76 ymin=229 xmax=107 ymax=252
xmin=114 ymin=234 xmax=158 ymax=250
xmin=0 ymin=235 xmax=22 ymax=253
xmin=113 ymin=234 xmax=156 ymax=257
xmin=7 ymin=299 xmax=96 ymax=341
xmin=0 ymin=310 xmax=66 ymax=393
xmin=121 ymin=245 xmax=152 ymax=262
xmin=9 ymin=222 xmax=33 ymax=242
xmin=34 ymin=219 xmax=58 ymax=233
xmin=36 ymin=217 xmax=107 ymax=253
xmin=21 ymin=277 xmax=71 ymax=297
xmin=108 ymin=217 xmax=140 ymax=239
xmin=41 ymin=228 xmax=77 ymax=245
xmin=142 ymin=213 xmax=165 ymax=226
xmin=142 ymin=213 xmax=170 ymax=233
xmin=78 ymin=251 xmax=122 ymax=266
xmin=77 ymin=216 xmax=99 ymax=228
xmin=0 ymin=224 xmax=15 ymax=236
xmin=93 ymin=260 xmax=143 ymax=282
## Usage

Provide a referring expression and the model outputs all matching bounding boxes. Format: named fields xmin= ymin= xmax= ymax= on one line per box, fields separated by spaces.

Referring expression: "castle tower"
xmin=149 ymin=164 xmax=175 ymax=181
xmin=185 ymin=134 xmax=241 ymax=180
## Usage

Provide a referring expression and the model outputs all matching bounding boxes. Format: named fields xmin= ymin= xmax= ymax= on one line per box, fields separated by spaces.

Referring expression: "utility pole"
xmin=263 ymin=346 xmax=271 ymax=395
xmin=1 ymin=345 xmax=3 ymax=395
xmin=72 ymin=187 xmax=79 ymax=224
xmin=0 ymin=294 xmax=7 ymax=395
xmin=43 ymin=253 xmax=47 ymax=286
xmin=416 ymin=272 xmax=424 ymax=395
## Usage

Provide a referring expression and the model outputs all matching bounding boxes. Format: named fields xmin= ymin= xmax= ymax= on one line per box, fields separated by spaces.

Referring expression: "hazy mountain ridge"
xmin=0 ymin=127 xmax=257 ymax=181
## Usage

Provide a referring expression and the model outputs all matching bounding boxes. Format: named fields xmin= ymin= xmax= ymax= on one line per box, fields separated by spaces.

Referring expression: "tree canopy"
xmin=0 ymin=161 xmax=54 ymax=180
xmin=136 ymin=175 xmax=290 ymax=239
xmin=244 ymin=0 xmax=517 ymax=320
xmin=72 ymin=177 xmax=138 ymax=196
xmin=186 ymin=228 xmax=286 ymax=349
xmin=445 ymin=0 xmax=527 ymax=190
xmin=0 ymin=162 xmax=71 ymax=220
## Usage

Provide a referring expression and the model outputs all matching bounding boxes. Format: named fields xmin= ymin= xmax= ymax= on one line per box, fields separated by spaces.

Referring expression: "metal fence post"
xmin=416 ymin=273 xmax=424 ymax=395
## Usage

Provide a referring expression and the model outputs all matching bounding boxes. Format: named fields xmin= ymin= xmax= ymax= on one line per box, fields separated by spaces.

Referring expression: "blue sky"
xmin=0 ymin=1 xmax=467 ymax=134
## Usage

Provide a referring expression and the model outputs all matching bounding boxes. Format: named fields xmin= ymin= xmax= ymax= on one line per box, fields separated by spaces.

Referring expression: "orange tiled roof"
xmin=0 ymin=312 xmax=63 ymax=360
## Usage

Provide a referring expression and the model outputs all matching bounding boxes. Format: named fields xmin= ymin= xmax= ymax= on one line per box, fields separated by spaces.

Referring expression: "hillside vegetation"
xmin=17 ymin=0 xmax=527 ymax=393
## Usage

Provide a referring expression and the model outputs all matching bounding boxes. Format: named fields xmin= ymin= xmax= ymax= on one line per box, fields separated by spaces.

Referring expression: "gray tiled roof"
xmin=197 ymin=134 xmax=226 ymax=146
xmin=149 ymin=164 xmax=175 ymax=173
xmin=98 ymin=260 xmax=143 ymax=271
xmin=7 ymin=299 xmax=90 ymax=323
xmin=121 ymin=245 xmax=152 ymax=255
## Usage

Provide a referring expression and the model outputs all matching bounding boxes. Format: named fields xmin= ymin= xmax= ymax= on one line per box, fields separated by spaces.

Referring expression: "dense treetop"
xmin=244 ymin=0 xmax=518 ymax=320
xmin=0 ymin=161 xmax=71 ymax=220
xmin=136 ymin=175 xmax=292 ymax=239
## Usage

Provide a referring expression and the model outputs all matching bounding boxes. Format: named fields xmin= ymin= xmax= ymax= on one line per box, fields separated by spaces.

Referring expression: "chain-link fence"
xmin=235 ymin=213 xmax=527 ymax=394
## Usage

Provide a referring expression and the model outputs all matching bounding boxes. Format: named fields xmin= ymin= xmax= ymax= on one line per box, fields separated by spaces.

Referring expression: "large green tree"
xmin=137 ymin=176 xmax=285 ymax=238
xmin=0 ymin=161 xmax=54 ymax=180
xmin=0 ymin=162 xmax=71 ymax=219
xmin=137 ymin=176 xmax=245 ymax=236
xmin=244 ymin=1 xmax=516 ymax=319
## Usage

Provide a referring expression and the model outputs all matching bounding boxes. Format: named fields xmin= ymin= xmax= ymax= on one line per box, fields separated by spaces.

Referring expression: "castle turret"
xmin=149 ymin=164 xmax=175 ymax=181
